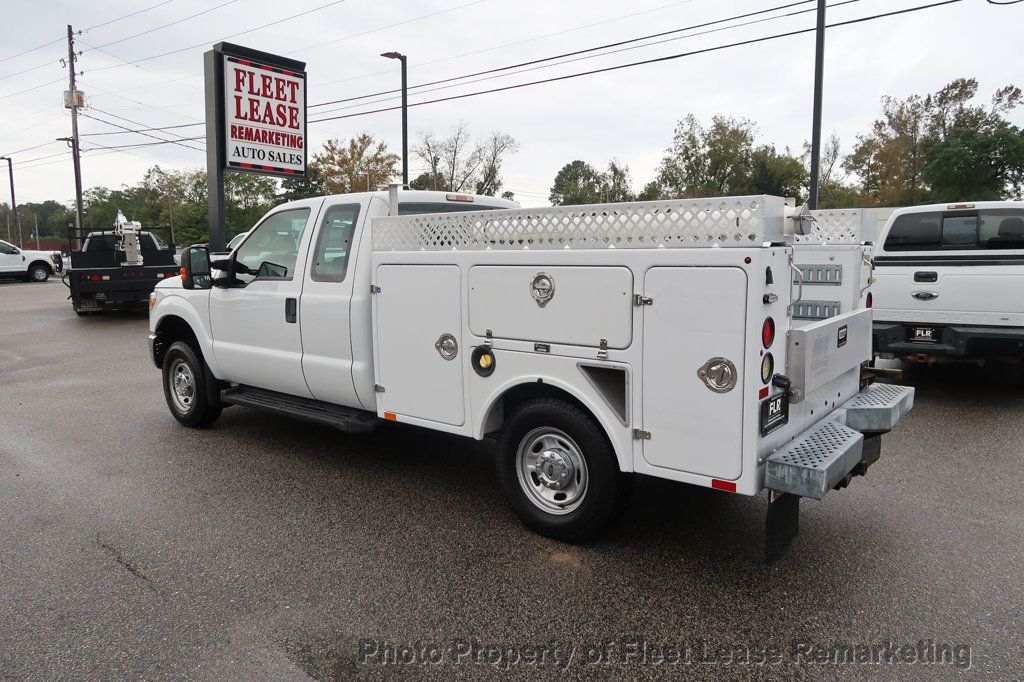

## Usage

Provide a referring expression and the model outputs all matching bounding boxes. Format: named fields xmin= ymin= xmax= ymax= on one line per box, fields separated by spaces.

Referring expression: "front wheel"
xmin=162 ymin=341 xmax=221 ymax=427
xmin=28 ymin=264 xmax=50 ymax=282
xmin=497 ymin=398 xmax=627 ymax=542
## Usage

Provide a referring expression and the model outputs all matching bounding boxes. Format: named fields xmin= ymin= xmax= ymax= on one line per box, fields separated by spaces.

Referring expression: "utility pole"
xmin=807 ymin=0 xmax=826 ymax=210
xmin=33 ymin=214 xmax=39 ymax=250
xmin=0 ymin=156 xmax=20 ymax=246
xmin=66 ymin=25 xmax=85 ymax=233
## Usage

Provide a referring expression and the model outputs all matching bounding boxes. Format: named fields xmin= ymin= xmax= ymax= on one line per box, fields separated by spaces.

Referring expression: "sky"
xmin=1 ymin=0 xmax=1022 ymax=210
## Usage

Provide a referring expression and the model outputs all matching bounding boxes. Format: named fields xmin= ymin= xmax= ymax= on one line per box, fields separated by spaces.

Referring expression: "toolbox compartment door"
xmin=374 ymin=264 xmax=465 ymax=426
xmin=642 ymin=266 xmax=747 ymax=479
xmin=468 ymin=265 xmax=633 ymax=348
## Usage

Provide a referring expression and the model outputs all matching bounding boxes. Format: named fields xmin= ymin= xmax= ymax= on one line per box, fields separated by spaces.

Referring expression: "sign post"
xmin=203 ymin=42 xmax=306 ymax=251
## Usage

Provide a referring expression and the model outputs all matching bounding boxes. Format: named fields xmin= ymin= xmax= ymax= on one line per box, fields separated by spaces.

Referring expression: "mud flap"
xmin=766 ymin=491 xmax=799 ymax=564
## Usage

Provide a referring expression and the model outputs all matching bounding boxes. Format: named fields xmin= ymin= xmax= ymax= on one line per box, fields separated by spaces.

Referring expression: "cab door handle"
xmin=285 ymin=297 xmax=297 ymax=323
xmin=914 ymin=271 xmax=938 ymax=283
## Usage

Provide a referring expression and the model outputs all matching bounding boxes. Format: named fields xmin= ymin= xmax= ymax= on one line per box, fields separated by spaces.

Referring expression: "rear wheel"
xmin=28 ymin=264 xmax=50 ymax=282
xmin=497 ymin=398 xmax=626 ymax=542
xmin=162 ymin=341 xmax=221 ymax=427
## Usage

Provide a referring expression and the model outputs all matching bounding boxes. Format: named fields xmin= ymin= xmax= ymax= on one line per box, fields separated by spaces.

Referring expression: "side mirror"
xmin=180 ymin=245 xmax=212 ymax=290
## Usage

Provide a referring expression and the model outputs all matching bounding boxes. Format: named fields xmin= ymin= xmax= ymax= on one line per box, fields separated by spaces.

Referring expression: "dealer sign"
xmin=222 ymin=52 xmax=306 ymax=176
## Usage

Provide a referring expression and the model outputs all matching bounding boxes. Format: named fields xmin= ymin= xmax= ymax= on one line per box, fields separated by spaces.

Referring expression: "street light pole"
xmin=0 ymin=156 xmax=22 ymax=247
xmin=381 ymin=51 xmax=408 ymax=188
xmin=808 ymin=0 xmax=827 ymax=210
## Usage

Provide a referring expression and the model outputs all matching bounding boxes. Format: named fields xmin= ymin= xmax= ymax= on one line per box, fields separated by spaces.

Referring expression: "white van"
xmin=872 ymin=201 xmax=1024 ymax=363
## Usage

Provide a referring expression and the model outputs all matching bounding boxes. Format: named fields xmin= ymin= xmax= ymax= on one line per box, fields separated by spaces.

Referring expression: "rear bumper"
xmin=873 ymin=322 xmax=1024 ymax=359
xmin=765 ymin=383 xmax=914 ymax=500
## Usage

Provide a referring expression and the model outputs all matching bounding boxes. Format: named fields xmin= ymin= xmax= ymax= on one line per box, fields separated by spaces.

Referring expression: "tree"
xmin=602 ymin=159 xmax=634 ymax=202
xmin=636 ymin=180 xmax=664 ymax=202
xmin=412 ymin=121 xmax=519 ymax=195
xmin=225 ymin=172 xmax=279 ymax=234
xmin=280 ymin=163 xmax=327 ymax=201
xmin=548 ymin=159 xmax=636 ymax=205
xmin=549 ymin=160 xmax=604 ymax=205
xmin=313 ymin=133 xmax=399 ymax=194
xmin=749 ymin=145 xmax=807 ymax=201
xmin=657 ymin=115 xmax=756 ymax=198
xmin=845 ymin=78 xmax=1024 ymax=204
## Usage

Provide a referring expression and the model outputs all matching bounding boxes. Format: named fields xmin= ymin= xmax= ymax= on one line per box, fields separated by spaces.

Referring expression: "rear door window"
xmin=310 ymin=204 xmax=360 ymax=282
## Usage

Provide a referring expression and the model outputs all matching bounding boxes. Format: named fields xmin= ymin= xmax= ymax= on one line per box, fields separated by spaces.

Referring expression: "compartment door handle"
xmin=914 ymin=271 xmax=938 ymax=283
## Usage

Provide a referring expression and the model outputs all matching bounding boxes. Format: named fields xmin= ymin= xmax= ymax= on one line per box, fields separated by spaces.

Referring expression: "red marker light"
xmin=712 ymin=479 xmax=737 ymax=493
xmin=759 ymin=386 xmax=770 ymax=400
xmin=866 ymin=292 xmax=873 ymax=309
xmin=762 ymin=317 xmax=775 ymax=348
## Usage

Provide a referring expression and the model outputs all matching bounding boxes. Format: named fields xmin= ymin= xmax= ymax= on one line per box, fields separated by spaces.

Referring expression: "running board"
xmin=221 ymin=386 xmax=379 ymax=433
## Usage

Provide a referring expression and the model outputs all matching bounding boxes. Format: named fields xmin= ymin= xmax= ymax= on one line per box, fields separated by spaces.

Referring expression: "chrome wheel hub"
xmin=516 ymin=427 xmax=588 ymax=515
xmin=170 ymin=360 xmax=195 ymax=412
xmin=535 ymin=450 xmax=574 ymax=490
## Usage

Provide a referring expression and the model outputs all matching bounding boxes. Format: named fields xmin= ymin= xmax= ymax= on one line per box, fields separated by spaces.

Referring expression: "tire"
xmin=161 ymin=341 xmax=222 ymax=427
xmin=28 ymin=263 xmax=50 ymax=282
xmin=497 ymin=398 xmax=626 ymax=542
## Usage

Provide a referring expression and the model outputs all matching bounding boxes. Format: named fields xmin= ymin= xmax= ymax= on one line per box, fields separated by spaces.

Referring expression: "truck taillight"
xmin=762 ymin=317 xmax=775 ymax=348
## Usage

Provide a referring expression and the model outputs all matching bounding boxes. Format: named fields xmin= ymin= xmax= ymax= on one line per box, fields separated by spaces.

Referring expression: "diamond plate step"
xmin=765 ymin=420 xmax=864 ymax=500
xmin=843 ymin=383 xmax=915 ymax=433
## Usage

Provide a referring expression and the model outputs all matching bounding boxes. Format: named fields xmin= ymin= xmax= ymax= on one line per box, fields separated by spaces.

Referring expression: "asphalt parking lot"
xmin=1 ymin=279 xmax=1021 ymax=680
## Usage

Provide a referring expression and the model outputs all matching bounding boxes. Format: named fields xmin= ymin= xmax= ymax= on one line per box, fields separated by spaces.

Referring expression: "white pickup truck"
xmin=149 ymin=189 xmax=914 ymax=560
xmin=0 ymin=239 xmax=61 ymax=282
xmin=872 ymin=201 xmax=1024 ymax=365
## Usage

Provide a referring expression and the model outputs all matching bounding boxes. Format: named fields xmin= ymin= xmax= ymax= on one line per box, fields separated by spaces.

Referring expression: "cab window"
xmin=310 ymin=204 xmax=359 ymax=282
xmin=232 ymin=208 xmax=310 ymax=284
xmin=885 ymin=208 xmax=1024 ymax=251
xmin=0 ymin=240 xmax=17 ymax=255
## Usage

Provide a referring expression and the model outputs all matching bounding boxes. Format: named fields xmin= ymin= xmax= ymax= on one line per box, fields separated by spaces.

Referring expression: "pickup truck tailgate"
xmin=786 ymin=308 xmax=871 ymax=402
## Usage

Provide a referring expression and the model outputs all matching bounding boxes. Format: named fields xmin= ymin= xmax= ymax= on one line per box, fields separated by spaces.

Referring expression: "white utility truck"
xmin=871 ymin=201 xmax=1024 ymax=365
xmin=149 ymin=189 xmax=914 ymax=560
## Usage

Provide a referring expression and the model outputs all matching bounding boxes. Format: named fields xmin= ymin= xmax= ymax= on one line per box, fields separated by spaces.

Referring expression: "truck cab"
xmin=871 ymin=201 xmax=1024 ymax=363
xmin=150 ymin=190 xmax=517 ymax=409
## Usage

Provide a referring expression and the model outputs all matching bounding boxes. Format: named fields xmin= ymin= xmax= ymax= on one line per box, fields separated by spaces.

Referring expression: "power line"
xmin=83 ymin=0 xmax=180 ymax=32
xmin=310 ymin=0 xmax=965 ymax=124
xmin=307 ymin=0 xmax=702 ymax=92
xmin=0 ymin=56 xmax=61 ymax=83
xmin=294 ymin=0 xmax=489 ymax=55
xmin=86 ymin=0 xmax=241 ymax=50
xmin=81 ymin=136 xmax=204 ymax=151
xmin=0 ymin=77 xmax=66 ymax=101
xmin=311 ymin=0 xmax=860 ymax=117
xmin=309 ymin=0 xmax=819 ymax=109
xmin=88 ymin=106 xmax=206 ymax=148
xmin=81 ymin=112 xmax=205 ymax=152
xmin=86 ymin=0 xmax=350 ymax=74
xmin=0 ymin=141 xmax=58 ymax=156
xmin=79 ymin=121 xmax=204 ymax=136
xmin=0 ymin=37 xmax=64 ymax=65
